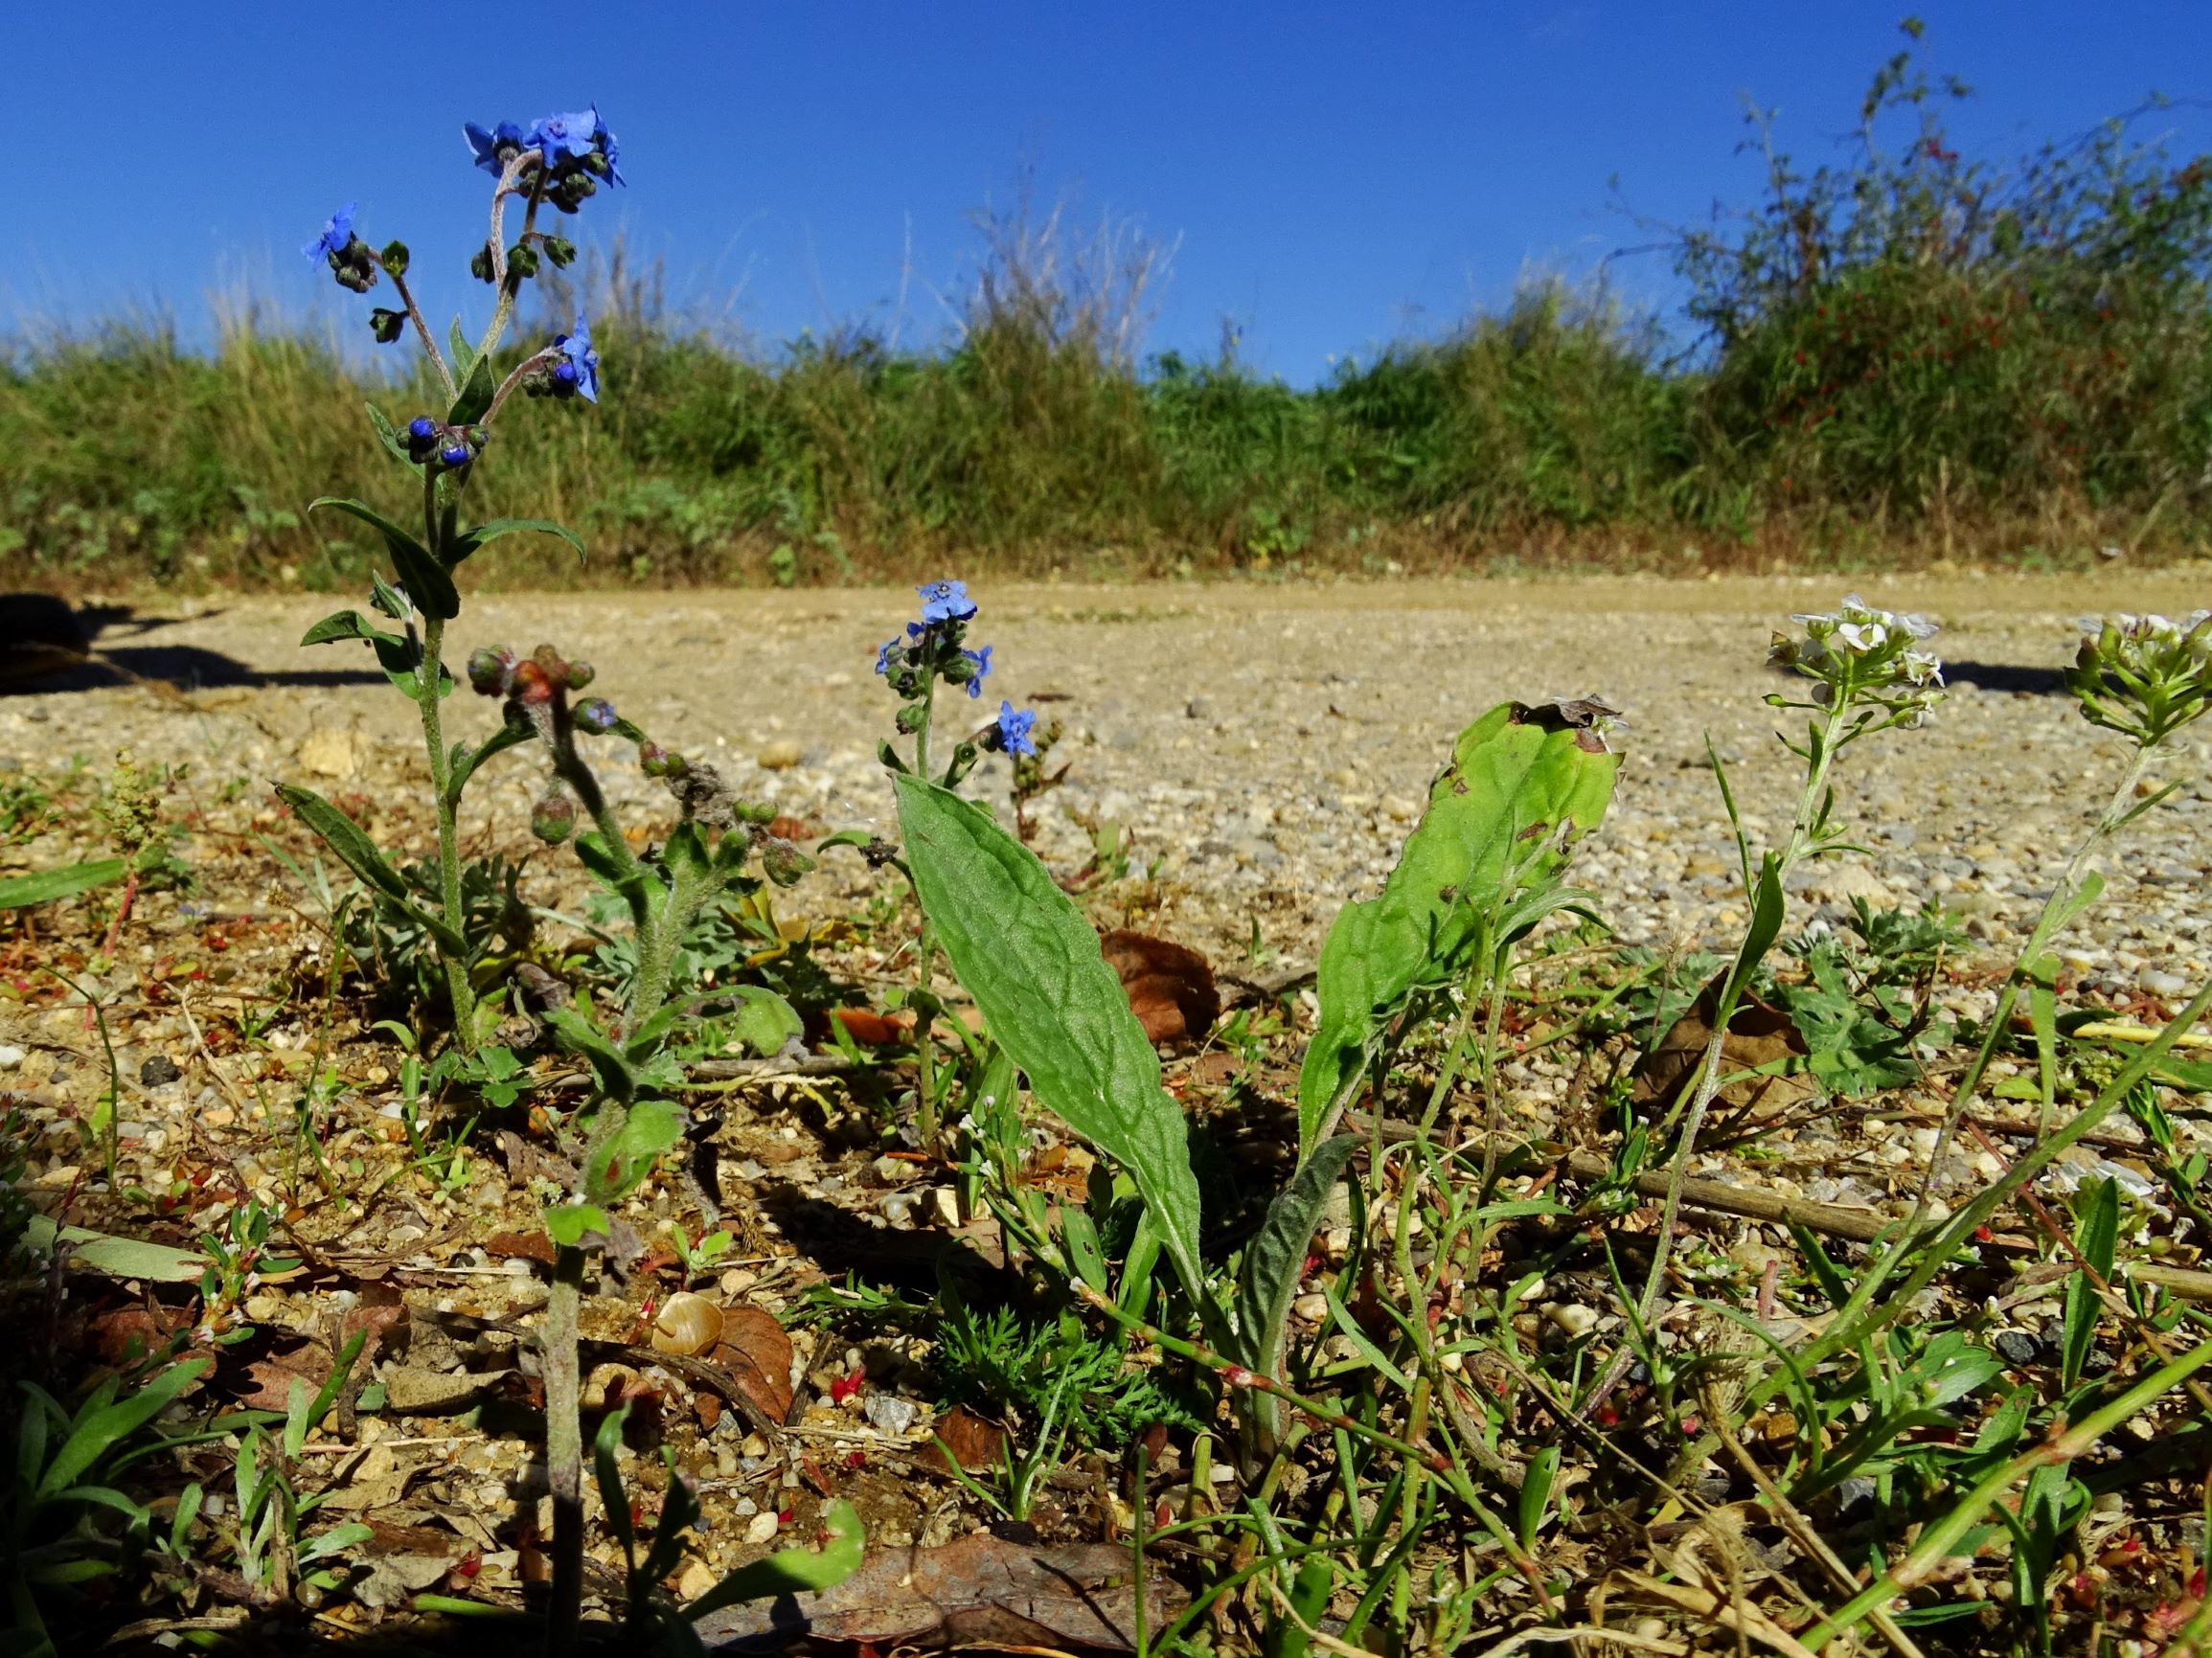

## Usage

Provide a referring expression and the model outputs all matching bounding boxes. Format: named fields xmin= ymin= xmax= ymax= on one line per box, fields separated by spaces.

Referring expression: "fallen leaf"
xmin=831 ymin=1007 xmax=910 ymax=1047
xmin=767 ymin=814 xmax=826 ymax=842
xmin=88 ymin=1304 xmax=190 ymax=1366
xmin=1101 ymin=930 xmax=1220 ymax=1047
xmin=710 ymin=1305 xmax=795 ymax=1424
xmin=485 ymin=1230 xmax=556 ymax=1265
xmin=1630 ymin=977 xmax=1815 ymax=1125
xmin=691 ymin=1533 xmax=1180 ymax=1652
xmin=237 ymin=1343 xmax=332 ymax=1412
xmin=917 ymin=1406 xmax=1007 ymax=1474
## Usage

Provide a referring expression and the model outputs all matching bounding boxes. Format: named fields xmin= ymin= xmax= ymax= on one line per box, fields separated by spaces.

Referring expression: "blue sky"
xmin=11 ymin=2 xmax=2212 ymax=383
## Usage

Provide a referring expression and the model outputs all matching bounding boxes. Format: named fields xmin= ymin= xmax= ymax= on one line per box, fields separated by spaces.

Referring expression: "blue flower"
xmin=917 ymin=579 xmax=977 ymax=625
xmin=440 ymin=442 xmax=472 ymax=469
xmin=553 ymin=320 xmax=600 ymax=402
xmin=304 ymin=202 xmax=357 ymax=263
xmin=994 ymin=701 xmax=1037 ymax=757
xmin=875 ymin=638 xmax=901 ymax=675
xmin=962 ymin=644 xmax=993 ymax=697
xmin=465 ymin=120 xmax=527 ymax=175
xmin=528 ymin=105 xmax=622 ymax=184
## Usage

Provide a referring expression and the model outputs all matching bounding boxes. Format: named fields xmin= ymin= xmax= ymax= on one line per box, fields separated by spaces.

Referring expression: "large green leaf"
xmin=273 ymin=784 xmax=467 ymax=958
xmin=0 ymin=858 xmax=128 ymax=911
xmin=298 ymin=608 xmax=436 ymax=696
xmin=1296 ymin=702 xmax=1619 ymax=1155
xmin=1234 ymin=1134 xmax=1359 ymax=1374
xmin=448 ymin=517 xmax=586 ymax=565
xmin=447 ymin=351 xmax=496 ymax=426
xmin=894 ymin=775 xmax=1206 ymax=1304
xmin=544 ymin=1006 xmax=640 ymax=1104
xmin=307 ymin=497 xmax=459 ymax=620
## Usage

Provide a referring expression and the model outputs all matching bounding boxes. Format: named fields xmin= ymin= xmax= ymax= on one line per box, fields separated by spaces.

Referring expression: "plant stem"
xmin=1638 ymin=704 xmax=1841 ymax=1319
xmin=480 ymin=162 xmax=546 ymax=367
xmin=544 ymin=1242 xmax=585 ymax=1658
xmin=912 ymin=673 xmax=942 ymax=1147
xmin=415 ymin=612 xmax=476 ymax=1051
xmin=376 ymin=258 xmax=457 ymax=405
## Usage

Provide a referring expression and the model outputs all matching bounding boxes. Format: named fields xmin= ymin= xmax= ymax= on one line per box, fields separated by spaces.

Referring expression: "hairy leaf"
xmin=1297 ymin=702 xmax=1619 ymax=1155
xmin=307 ymin=497 xmax=459 ymax=620
xmin=0 ymin=858 xmax=128 ymax=911
xmin=273 ymin=784 xmax=467 ymax=958
xmin=448 ymin=517 xmax=586 ymax=565
xmin=895 ymin=775 xmax=1206 ymax=1304
xmin=1234 ymin=1134 xmax=1359 ymax=1374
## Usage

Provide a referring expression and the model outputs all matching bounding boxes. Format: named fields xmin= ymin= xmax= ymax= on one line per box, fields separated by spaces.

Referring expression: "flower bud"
xmin=760 ymin=836 xmax=814 ymax=888
xmin=574 ymin=697 xmax=618 ymax=734
xmin=511 ymin=659 xmax=555 ymax=705
xmin=638 ymin=741 xmax=686 ymax=778
xmin=469 ymin=242 xmax=497 ymax=284
xmin=563 ymin=659 xmax=595 ymax=689
xmin=369 ymin=308 xmax=406 ymax=345
xmin=467 ymin=647 xmax=516 ymax=695
xmin=508 ymin=241 xmax=540 ymax=279
xmin=440 ymin=442 xmax=473 ymax=470
xmin=532 ymin=793 xmax=577 ymax=844
xmin=406 ymin=416 xmax=440 ymax=462
xmin=542 ymin=235 xmax=579 ymax=268
xmin=379 ymin=239 xmax=411 ymax=277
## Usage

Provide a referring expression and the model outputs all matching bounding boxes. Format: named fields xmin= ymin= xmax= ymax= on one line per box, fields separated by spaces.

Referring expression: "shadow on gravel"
xmin=1940 ymin=659 xmax=2069 ymax=695
xmin=1 ymin=594 xmax=384 ymax=695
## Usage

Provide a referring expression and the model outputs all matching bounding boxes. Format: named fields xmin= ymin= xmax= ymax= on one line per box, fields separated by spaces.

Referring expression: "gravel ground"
xmin=10 ymin=570 xmax=2210 ymax=987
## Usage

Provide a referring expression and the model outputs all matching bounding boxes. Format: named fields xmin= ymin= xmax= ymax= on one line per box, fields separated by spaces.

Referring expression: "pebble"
xmin=296 ymin=727 xmax=358 ymax=779
xmin=1544 ymin=1303 xmax=1600 ymax=1338
xmin=756 ymin=739 xmax=804 ymax=770
xmin=0 ymin=1045 xmax=23 ymax=1070
xmin=742 ymin=1510 xmax=781 ymax=1545
xmin=863 ymin=1394 xmax=919 ymax=1435
xmin=1291 ymin=1294 xmax=1329 ymax=1323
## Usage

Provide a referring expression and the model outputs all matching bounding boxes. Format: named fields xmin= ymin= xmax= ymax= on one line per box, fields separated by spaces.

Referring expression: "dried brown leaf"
xmin=1100 ymin=929 xmax=1220 ymax=1047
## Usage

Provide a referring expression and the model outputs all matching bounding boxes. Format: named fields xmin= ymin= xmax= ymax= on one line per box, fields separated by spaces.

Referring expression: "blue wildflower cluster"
xmin=874 ymin=581 xmax=1037 ymax=756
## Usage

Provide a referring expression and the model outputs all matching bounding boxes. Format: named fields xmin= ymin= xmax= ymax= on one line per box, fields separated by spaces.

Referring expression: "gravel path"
xmin=7 ymin=571 xmax=2210 ymax=999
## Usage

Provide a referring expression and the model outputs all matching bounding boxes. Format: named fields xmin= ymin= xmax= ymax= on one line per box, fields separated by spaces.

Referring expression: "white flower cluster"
xmin=1769 ymin=594 xmax=1945 ymax=708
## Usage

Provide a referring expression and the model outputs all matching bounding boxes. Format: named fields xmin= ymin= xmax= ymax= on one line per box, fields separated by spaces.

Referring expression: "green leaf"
xmin=894 ymin=774 xmax=1207 ymax=1305
xmin=594 ymin=1404 xmax=635 ymax=1558
xmin=1517 ymin=1444 xmax=1561 ymax=1549
xmin=286 ymin=1330 xmax=366 ymax=1458
xmin=727 ymin=986 xmax=803 ymax=1057
xmin=448 ymin=318 xmax=475 ymax=376
xmin=0 ymin=858 xmax=128 ymax=911
xmin=363 ymin=402 xmax=421 ymax=468
xmin=307 ymin=497 xmax=460 ymax=620
xmin=300 ymin=609 xmax=380 ymax=648
xmin=1060 ymin=1206 xmax=1109 ymax=1295
xmin=449 ymin=721 xmax=534 ymax=799
xmin=682 ymin=1500 xmax=864 ymax=1623
xmin=23 ymin=1215 xmax=208 ymax=1283
xmin=1234 ymin=1134 xmax=1359 ymax=1374
xmin=299 ymin=1523 xmax=374 ymax=1564
xmin=583 ymin=1100 xmax=682 ymax=1204
xmin=544 ymin=1007 xmax=639 ymax=1103
xmin=273 ymin=784 xmax=468 ymax=959
xmin=38 ymin=1359 xmax=209 ymax=1500
xmin=2063 ymin=1177 xmax=2120 ymax=1389
xmin=447 ymin=352 xmax=496 ymax=426
xmin=544 ymin=1203 xmax=609 ymax=1248
xmin=1297 ymin=702 xmax=1619 ymax=1155
xmin=448 ymin=517 xmax=587 ymax=565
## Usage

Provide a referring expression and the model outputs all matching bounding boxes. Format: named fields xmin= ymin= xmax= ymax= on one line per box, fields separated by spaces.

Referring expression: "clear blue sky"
xmin=11 ymin=2 xmax=2211 ymax=383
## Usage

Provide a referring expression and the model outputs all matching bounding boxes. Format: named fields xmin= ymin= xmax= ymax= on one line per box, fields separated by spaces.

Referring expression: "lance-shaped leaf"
xmin=682 ymin=1499 xmax=864 ymax=1624
xmin=1234 ymin=1133 xmax=1360 ymax=1375
xmin=543 ymin=1006 xmax=640 ymax=1103
xmin=362 ymin=402 xmax=423 ymax=470
xmin=1297 ymin=702 xmax=1619 ymax=1156
xmin=0 ymin=858 xmax=128 ymax=911
xmin=894 ymin=775 xmax=1206 ymax=1305
xmin=307 ymin=497 xmax=460 ymax=620
xmin=447 ymin=517 xmax=586 ymax=566
xmin=273 ymin=784 xmax=467 ymax=958
xmin=447 ymin=351 xmax=496 ymax=426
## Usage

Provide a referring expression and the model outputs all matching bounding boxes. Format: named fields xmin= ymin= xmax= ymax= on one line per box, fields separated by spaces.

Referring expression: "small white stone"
xmin=1291 ymin=1294 xmax=1329 ymax=1324
xmin=1544 ymin=1303 xmax=1600 ymax=1338
xmin=743 ymin=1510 xmax=781 ymax=1545
xmin=0 ymin=1045 xmax=24 ymax=1070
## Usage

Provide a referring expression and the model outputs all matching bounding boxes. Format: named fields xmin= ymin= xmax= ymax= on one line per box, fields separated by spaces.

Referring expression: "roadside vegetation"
xmin=9 ymin=23 xmax=2212 ymax=592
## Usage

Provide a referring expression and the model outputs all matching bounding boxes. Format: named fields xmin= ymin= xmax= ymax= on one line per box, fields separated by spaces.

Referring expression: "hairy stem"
xmin=415 ymin=611 xmax=476 ymax=1050
xmin=543 ymin=1242 xmax=585 ymax=1658
xmin=912 ymin=673 xmax=943 ymax=1146
xmin=376 ymin=257 xmax=457 ymax=405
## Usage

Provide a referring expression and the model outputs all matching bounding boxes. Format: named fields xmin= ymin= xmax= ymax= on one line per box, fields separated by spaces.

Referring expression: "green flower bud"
xmin=369 ymin=308 xmax=406 ymax=345
xmin=467 ymin=647 xmax=516 ymax=695
xmin=379 ymin=239 xmax=410 ymax=277
xmin=470 ymin=242 xmax=497 ymax=284
xmin=508 ymin=242 xmax=540 ymax=280
xmin=761 ymin=836 xmax=814 ymax=888
xmin=564 ymin=660 xmax=595 ymax=690
xmin=532 ymin=793 xmax=577 ymax=845
xmin=542 ymin=236 xmax=579 ymax=269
